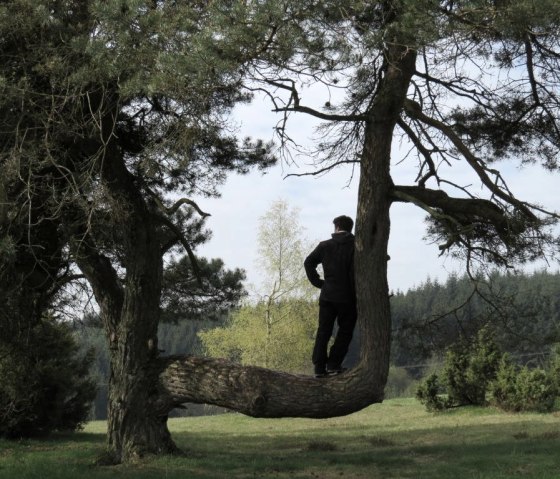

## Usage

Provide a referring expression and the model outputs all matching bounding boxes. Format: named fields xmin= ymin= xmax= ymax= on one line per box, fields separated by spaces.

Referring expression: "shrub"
xmin=416 ymin=327 xmax=501 ymax=411
xmin=491 ymin=354 xmax=559 ymax=413
xmin=0 ymin=318 xmax=97 ymax=438
xmin=415 ymin=373 xmax=449 ymax=411
xmin=442 ymin=327 xmax=501 ymax=406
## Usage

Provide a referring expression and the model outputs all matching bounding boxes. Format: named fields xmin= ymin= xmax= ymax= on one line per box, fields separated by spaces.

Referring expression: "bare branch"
xmin=397 ymin=118 xmax=438 ymax=187
xmin=273 ymin=105 xmax=366 ymax=122
xmin=283 ymin=159 xmax=359 ymax=179
xmin=403 ymin=99 xmax=539 ymax=222
xmin=265 ymin=79 xmax=366 ymax=122
xmin=153 ymin=213 xmax=203 ymax=287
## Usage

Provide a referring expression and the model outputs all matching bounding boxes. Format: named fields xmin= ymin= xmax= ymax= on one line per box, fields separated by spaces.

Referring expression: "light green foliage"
xmin=200 ymin=200 xmax=318 ymax=373
xmin=200 ymin=299 xmax=317 ymax=373
xmin=256 ymin=200 xmax=313 ymax=298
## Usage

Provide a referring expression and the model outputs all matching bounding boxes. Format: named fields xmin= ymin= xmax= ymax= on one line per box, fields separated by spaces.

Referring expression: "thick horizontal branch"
xmin=402 ymin=100 xmax=538 ymax=222
xmin=273 ymin=106 xmax=366 ymax=122
xmin=156 ymin=355 xmax=383 ymax=419
xmin=391 ymin=185 xmax=511 ymax=231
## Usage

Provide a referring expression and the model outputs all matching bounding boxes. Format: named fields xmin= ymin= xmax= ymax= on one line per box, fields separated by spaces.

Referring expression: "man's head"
xmin=333 ymin=215 xmax=354 ymax=233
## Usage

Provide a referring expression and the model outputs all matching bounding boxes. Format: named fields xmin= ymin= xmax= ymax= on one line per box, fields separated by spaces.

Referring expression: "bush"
xmin=416 ymin=327 xmax=501 ymax=410
xmin=442 ymin=327 xmax=501 ymax=406
xmin=491 ymin=355 xmax=559 ymax=413
xmin=415 ymin=373 xmax=449 ymax=411
xmin=0 ymin=318 xmax=97 ymax=438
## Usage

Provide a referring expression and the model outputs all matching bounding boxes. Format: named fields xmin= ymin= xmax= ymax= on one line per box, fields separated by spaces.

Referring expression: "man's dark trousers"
xmin=312 ymin=299 xmax=357 ymax=373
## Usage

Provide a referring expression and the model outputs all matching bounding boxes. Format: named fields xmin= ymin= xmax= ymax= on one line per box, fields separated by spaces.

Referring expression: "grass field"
xmin=1 ymin=398 xmax=559 ymax=479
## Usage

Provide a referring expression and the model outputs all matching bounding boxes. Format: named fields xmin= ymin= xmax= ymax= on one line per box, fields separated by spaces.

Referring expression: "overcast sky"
xmin=194 ymin=87 xmax=560 ymax=295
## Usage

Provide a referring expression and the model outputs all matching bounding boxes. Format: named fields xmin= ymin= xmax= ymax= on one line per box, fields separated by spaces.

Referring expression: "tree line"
xmin=391 ymin=269 xmax=560 ymax=373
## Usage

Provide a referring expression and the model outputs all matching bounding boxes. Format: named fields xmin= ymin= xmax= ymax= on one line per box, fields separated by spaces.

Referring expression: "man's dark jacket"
xmin=304 ymin=231 xmax=356 ymax=303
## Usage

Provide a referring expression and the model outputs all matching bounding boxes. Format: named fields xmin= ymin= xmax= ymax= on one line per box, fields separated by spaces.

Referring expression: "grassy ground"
xmin=1 ymin=398 xmax=559 ymax=479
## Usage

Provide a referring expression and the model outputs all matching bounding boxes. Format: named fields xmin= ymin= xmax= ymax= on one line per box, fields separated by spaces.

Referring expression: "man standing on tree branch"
xmin=304 ymin=215 xmax=357 ymax=378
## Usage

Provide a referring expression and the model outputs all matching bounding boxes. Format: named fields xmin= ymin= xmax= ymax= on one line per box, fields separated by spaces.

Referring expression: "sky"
xmin=194 ymin=87 xmax=560 ymax=295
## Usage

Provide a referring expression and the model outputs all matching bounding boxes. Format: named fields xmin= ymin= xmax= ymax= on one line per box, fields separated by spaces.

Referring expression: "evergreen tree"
xmin=391 ymin=270 xmax=560 ymax=370
xmin=0 ymin=318 xmax=96 ymax=438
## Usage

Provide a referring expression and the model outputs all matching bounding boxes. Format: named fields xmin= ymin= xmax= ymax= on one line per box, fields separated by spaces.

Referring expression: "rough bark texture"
xmin=76 ymin=9 xmax=418 ymax=465
xmin=73 ymin=109 xmax=177 ymax=462
xmin=157 ymin=356 xmax=383 ymax=418
xmin=148 ymin=43 xmax=418 ymax=423
xmin=354 ymin=43 xmax=417 ymax=393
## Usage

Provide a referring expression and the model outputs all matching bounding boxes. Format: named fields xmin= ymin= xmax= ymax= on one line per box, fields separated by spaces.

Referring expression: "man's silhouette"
xmin=304 ymin=215 xmax=356 ymax=378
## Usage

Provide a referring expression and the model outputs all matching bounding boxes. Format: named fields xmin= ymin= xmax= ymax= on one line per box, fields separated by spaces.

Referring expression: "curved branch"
xmin=146 ymin=188 xmax=210 ymax=218
xmin=153 ymin=213 xmax=203 ymax=286
xmin=156 ymin=355 xmax=382 ymax=418
xmin=402 ymin=99 xmax=538 ymax=222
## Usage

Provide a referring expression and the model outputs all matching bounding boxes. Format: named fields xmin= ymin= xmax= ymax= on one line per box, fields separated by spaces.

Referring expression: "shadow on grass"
xmin=164 ymin=420 xmax=560 ymax=479
xmin=1 ymin=416 xmax=559 ymax=479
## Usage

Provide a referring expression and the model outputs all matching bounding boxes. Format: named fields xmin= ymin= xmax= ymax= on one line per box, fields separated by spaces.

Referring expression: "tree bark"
xmin=146 ymin=43 xmax=418 ymax=423
xmin=354 ymin=43 xmax=417 ymax=389
xmin=78 ymin=13 xmax=418 ymax=465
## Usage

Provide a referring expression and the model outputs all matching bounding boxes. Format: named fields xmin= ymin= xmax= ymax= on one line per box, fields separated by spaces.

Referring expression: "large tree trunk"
xmin=105 ymin=266 xmax=175 ymax=462
xmin=145 ymin=44 xmax=419 ymax=422
xmin=354 ymin=43 xmax=418 ymax=392
xmin=103 ymin=206 xmax=176 ymax=462
xmin=79 ymin=21 xmax=418 ymax=466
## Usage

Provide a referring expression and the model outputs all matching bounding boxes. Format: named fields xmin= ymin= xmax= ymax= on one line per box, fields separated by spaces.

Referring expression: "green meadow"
xmin=1 ymin=398 xmax=559 ymax=479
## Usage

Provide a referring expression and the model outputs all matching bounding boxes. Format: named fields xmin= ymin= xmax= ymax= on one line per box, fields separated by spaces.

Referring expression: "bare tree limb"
xmin=402 ymin=99 xmax=539 ymax=222
xmin=265 ymin=79 xmax=366 ymax=121
xmin=153 ymin=213 xmax=203 ymax=287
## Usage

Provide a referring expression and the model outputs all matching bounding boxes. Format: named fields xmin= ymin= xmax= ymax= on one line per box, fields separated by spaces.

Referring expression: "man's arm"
xmin=304 ymin=244 xmax=324 ymax=289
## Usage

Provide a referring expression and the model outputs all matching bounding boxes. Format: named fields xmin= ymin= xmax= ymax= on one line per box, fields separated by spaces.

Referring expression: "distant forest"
xmin=78 ymin=270 xmax=560 ymax=419
xmin=390 ymin=269 xmax=560 ymax=370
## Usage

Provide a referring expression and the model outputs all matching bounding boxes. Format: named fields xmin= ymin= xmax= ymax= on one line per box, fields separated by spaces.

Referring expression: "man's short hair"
xmin=333 ymin=215 xmax=354 ymax=232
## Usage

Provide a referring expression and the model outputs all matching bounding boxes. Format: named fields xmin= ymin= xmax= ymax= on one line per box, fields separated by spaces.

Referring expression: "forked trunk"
xmin=105 ymin=305 xmax=177 ymax=463
xmin=85 ymin=28 xmax=417 ymax=467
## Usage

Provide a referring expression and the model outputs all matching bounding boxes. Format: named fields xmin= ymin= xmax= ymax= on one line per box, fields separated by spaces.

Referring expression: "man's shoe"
xmin=314 ymin=372 xmax=328 ymax=378
xmin=326 ymin=366 xmax=347 ymax=375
